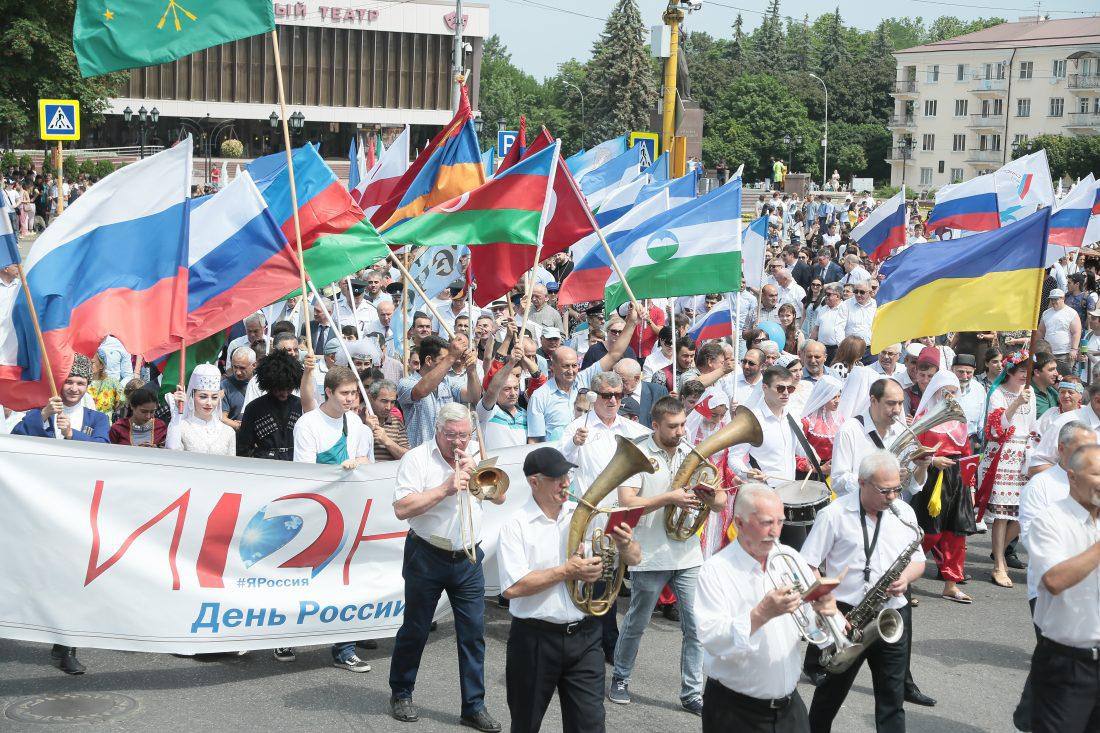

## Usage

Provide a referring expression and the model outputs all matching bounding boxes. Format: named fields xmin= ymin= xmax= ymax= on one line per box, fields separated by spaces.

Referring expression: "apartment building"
xmin=887 ymin=16 xmax=1100 ymax=190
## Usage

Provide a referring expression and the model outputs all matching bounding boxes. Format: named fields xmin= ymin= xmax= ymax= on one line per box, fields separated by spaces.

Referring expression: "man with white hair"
xmin=774 ymin=268 xmax=806 ymax=317
xmin=222 ymin=346 xmax=256 ymax=428
xmin=839 ymin=254 xmax=871 ymax=286
xmin=839 ymin=279 xmax=877 ymax=348
xmin=526 ymin=283 xmax=564 ymax=332
xmin=389 ymin=403 xmax=505 ymax=731
xmin=614 ymin=358 xmax=667 ymax=426
xmin=810 ymin=284 xmax=845 ymax=363
xmin=696 ymin=484 xmax=839 ymax=732
xmin=1028 ymin=382 xmax=1100 ymax=474
xmin=801 ymin=450 xmax=927 ymax=733
xmin=227 ymin=313 xmax=267 ymax=359
xmin=870 ymin=343 xmax=903 ymax=381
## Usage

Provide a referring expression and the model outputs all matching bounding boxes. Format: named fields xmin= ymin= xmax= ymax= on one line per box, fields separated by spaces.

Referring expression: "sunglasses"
xmin=811 ymin=282 xmax=822 ymax=287
xmin=771 ymin=384 xmax=796 ymax=394
xmin=608 ymin=329 xmax=624 ymax=336
xmin=854 ymin=289 xmax=870 ymax=295
xmin=741 ymin=359 xmax=759 ymax=366
xmin=596 ymin=391 xmax=623 ymax=401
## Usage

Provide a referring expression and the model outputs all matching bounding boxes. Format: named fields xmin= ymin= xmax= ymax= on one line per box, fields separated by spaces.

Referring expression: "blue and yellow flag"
xmin=871 ymin=208 xmax=1050 ymax=353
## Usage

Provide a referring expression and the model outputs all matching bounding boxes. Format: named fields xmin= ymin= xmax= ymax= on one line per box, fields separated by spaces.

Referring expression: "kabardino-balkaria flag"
xmin=73 ymin=0 xmax=274 ymax=77
xmin=603 ymin=176 xmax=743 ymax=313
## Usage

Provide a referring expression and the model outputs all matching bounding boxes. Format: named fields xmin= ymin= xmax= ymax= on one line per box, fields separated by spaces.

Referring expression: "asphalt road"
xmin=0 ymin=529 xmax=1035 ymax=732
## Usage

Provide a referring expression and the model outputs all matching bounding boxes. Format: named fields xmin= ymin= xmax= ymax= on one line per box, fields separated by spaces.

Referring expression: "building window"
xmin=927 ymin=64 xmax=940 ymax=83
xmin=950 ymin=168 xmax=964 ymax=183
xmin=1017 ymin=98 xmax=1031 ymax=117
xmin=1019 ymin=61 xmax=1033 ymax=79
xmin=922 ymin=133 xmax=935 ymax=151
xmin=1053 ymin=59 xmax=1066 ymax=78
xmin=920 ymin=168 xmax=933 ymax=186
xmin=1050 ymin=97 xmax=1064 ymax=117
xmin=954 ymin=99 xmax=968 ymax=116
xmin=956 ymin=63 xmax=967 ymax=81
xmin=952 ymin=134 xmax=966 ymax=152
xmin=1094 ymin=98 xmax=1100 ymax=115
xmin=924 ymin=99 xmax=937 ymax=117
xmin=1079 ymin=97 xmax=1090 ymax=114
xmin=990 ymin=134 xmax=1002 ymax=152
xmin=1013 ymin=133 xmax=1029 ymax=148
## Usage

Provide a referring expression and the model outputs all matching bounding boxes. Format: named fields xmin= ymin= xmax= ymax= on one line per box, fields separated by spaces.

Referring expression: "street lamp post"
xmin=899 ymin=137 xmax=915 ymax=187
xmin=560 ymin=78 xmax=585 ymax=150
xmin=267 ymin=111 xmax=306 ymax=152
xmin=808 ymin=72 xmax=828 ymax=186
xmin=122 ymin=105 xmax=160 ymax=159
xmin=782 ymin=134 xmax=801 ymax=170
xmin=176 ymin=115 xmax=238 ymax=185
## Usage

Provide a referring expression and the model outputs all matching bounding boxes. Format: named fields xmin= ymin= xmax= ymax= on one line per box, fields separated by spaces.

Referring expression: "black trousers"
xmin=506 ymin=617 xmax=606 ymax=733
xmin=809 ymin=604 xmax=911 ymax=733
xmin=703 ymin=677 xmax=809 ymax=733
xmin=1014 ymin=598 xmax=1040 ymax=727
xmin=1031 ymin=638 xmax=1100 ymax=733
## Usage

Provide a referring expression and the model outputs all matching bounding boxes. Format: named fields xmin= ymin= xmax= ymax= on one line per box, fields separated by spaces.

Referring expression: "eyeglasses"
xmin=811 ymin=282 xmax=822 ymax=287
xmin=608 ymin=329 xmax=624 ymax=336
xmin=771 ymin=384 xmax=796 ymax=394
xmin=872 ymin=484 xmax=903 ymax=497
xmin=442 ymin=430 xmax=471 ymax=441
xmin=596 ymin=391 xmax=623 ymax=401
xmin=752 ymin=337 xmax=766 ymax=344
xmin=853 ymin=289 xmax=870 ymax=295
xmin=741 ymin=359 xmax=759 ymax=366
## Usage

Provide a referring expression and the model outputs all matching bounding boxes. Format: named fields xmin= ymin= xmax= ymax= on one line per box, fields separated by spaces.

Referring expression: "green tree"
xmin=1014 ymin=134 xmax=1100 ymax=180
xmin=753 ymin=0 xmax=785 ymax=66
xmin=927 ymin=16 xmax=1005 ymax=42
xmin=783 ymin=16 xmax=812 ymax=73
xmin=881 ymin=17 xmax=926 ymax=50
xmin=681 ymin=32 xmax=733 ymax=114
xmin=584 ymin=0 xmax=657 ymax=143
xmin=476 ymin=35 xmax=543 ymax=148
xmin=0 ymin=0 xmax=127 ymax=145
xmin=729 ymin=14 xmax=749 ymax=75
xmin=816 ymin=8 xmax=845 ymax=71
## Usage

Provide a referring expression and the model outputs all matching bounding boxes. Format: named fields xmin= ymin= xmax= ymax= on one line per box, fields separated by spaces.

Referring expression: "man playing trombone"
xmin=389 ymin=403 xmax=507 ymax=731
xmin=696 ymin=483 xmax=840 ymax=733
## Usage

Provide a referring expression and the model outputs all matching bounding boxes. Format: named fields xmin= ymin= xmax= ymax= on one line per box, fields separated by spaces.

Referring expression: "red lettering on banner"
xmin=196 ymin=493 xmax=242 ymax=588
xmin=342 ymin=498 xmax=408 ymax=585
xmin=319 ymin=6 xmax=328 ymax=20
xmin=330 ymin=7 xmax=342 ymax=21
xmin=85 ymin=480 xmax=190 ymax=590
xmin=273 ymin=493 xmax=344 ymax=571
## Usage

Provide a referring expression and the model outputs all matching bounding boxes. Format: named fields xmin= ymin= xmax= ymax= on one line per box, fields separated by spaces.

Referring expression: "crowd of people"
xmin=1 ymin=184 xmax=1098 ymax=733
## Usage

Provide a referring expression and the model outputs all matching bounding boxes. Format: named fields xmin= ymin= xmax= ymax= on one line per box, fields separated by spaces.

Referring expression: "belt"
xmin=409 ymin=531 xmax=479 ymax=561
xmin=710 ymin=678 xmax=793 ymax=710
xmin=515 ymin=616 xmax=595 ymax=636
xmin=1039 ymin=636 xmax=1100 ymax=662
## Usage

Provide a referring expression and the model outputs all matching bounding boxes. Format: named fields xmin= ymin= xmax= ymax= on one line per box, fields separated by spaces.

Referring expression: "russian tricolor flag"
xmin=851 ymin=188 xmax=908 ymax=261
xmin=3 ymin=143 xmax=192 ymax=409
xmin=928 ymin=174 xmax=1000 ymax=233
xmin=1047 ymin=174 xmax=1096 ymax=260
xmin=688 ymin=303 xmax=733 ymax=342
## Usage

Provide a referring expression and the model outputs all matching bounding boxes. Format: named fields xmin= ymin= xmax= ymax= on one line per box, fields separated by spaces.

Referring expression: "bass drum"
xmin=772 ymin=479 xmax=831 ymax=526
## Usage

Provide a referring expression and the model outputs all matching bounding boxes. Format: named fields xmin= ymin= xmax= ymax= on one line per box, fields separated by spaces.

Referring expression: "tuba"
xmin=889 ymin=395 xmax=966 ymax=483
xmin=566 ymin=435 xmax=656 ymax=616
xmin=664 ymin=406 xmax=763 ymax=541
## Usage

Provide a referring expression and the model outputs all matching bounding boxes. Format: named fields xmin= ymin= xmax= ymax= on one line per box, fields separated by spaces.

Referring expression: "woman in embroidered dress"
xmin=166 ymin=363 xmax=236 ymax=456
xmin=800 ymin=374 xmax=844 ymax=481
xmin=975 ymin=351 xmax=1037 ymax=588
xmin=912 ymin=371 xmax=977 ymax=603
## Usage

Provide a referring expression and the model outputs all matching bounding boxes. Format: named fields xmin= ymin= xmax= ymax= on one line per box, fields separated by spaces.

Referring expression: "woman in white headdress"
xmin=912 ymin=370 xmax=976 ymax=603
xmin=166 ymin=364 xmax=236 ymax=455
xmin=800 ymin=374 xmax=845 ymax=479
xmin=688 ymin=386 xmax=740 ymax=558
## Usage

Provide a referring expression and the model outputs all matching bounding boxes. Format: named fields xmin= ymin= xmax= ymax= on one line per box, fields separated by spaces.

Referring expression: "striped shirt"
xmin=374 ymin=414 xmax=410 ymax=462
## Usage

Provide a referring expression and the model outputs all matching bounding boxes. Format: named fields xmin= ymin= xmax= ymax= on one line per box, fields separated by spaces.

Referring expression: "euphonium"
xmin=566 ymin=435 xmax=656 ymax=616
xmin=889 ymin=394 xmax=966 ymax=483
xmin=664 ymin=406 xmax=763 ymax=541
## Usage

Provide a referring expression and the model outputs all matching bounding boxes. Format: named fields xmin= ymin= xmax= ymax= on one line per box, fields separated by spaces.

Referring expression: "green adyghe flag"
xmin=74 ymin=0 xmax=275 ymax=77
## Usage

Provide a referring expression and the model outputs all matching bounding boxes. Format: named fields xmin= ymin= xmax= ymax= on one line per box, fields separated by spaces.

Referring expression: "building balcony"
xmin=891 ymin=80 xmax=918 ymax=98
xmin=970 ymin=76 xmax=1008 ymax=96
xmin=886 ymin=113 xmax=916 ymax=129
xmin=1067 ymin=74 xmax=1100 ymax=94
xmin=887 ymin=145 xmax=917 ymax=162
xmin=1065 ymin=112 xmax=1100 ymax=133
xmin=968 ymin=113 xmax=1005 ymax=130
xmin=965 ymin=149 xmax=1004 ymax=164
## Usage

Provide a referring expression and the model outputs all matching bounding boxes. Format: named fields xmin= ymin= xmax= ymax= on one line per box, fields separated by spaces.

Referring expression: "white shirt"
xmin=643 ymin=349 xmax=672 ymax=380
xmin=1029 ymin=498 xmax=1100 ymax=648
xmin=394 ymin=439 xmax=483 ymax=552
xmin=697 ymin=542 xmax=812 ymax=699
xmin=1029 ymin=404 xmax=1100 ymax=470
xmin=498 ymin=499 xmax=586 ymax=624
xmin=777 ymin=282 xmax=806 ymax=316
xmin=840 ymin=298 xmax=877 ymax=345
xmin=841 ymin=266 xmax=871 ymax=286
xmin=731 ymin=406 xmax=803 ymax=482
xmin=1040 ymin=306 xmax=1079 ymax=354
xmin=621 ymin=436 xmax=703 ymax=572
xmin=292 ymin=408 xmax=374 ymax=464
xmin=801 ymin=492 xmax=926 ymax=610
xmin=475 ymin=401 xmax=527 ymax=450
xmin=954 ymin=379 xmax=987 ymax=437
xmin=1019 ymin=465 xmax=1070 ymax=600
xmin=814 ymin=304 xmax=846 ymax=346
xmin=830 ymin=412 xmax=920 ymax=498
xmin=560 ymin=413 xmax=650 ymax=505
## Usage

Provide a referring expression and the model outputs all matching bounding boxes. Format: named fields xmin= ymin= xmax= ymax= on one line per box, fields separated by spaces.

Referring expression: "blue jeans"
xmin=612 ymin=566 xmax=703 ymax=705
xmin=388 ymin=535 xmax=486 ymax=717
xmin=332 ymin=642 xmax=355 ymax=661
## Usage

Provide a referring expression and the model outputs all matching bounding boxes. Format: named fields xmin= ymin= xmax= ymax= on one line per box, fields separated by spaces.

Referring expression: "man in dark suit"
xmin=614 ymin=359 xmax=668 ymax=426
xmin=12 ymin=353 xmax=109 ymax=675
xmin=812 ymin=251 xmax=844 ymax=285
xmin=786 ymin=246 xmax=814 ymax=291
xmin=303 ymin=298 xmax=337 ymax=354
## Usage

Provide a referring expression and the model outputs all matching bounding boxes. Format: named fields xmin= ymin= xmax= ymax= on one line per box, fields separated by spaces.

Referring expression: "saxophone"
xmin=820 ymin=502 xmax=924 ymax=674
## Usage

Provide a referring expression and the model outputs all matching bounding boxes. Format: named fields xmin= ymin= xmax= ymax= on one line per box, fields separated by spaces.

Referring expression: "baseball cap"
xmin=547 ymin=281 xmax=560 ymax=293
xmin=522 ymin=447 xmax=577 ymax=478
xmin=1049 ymin=289 xmax=1065 ymax=299
xmin=542 ymin=327 xmax=562 ymax=340
xmin=904 ymin=343 xmax=924 ymax=360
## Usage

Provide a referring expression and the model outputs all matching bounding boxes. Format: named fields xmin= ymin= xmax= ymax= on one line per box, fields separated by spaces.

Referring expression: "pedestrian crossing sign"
xmin=39 ymin=99 xmax=81 ymax=141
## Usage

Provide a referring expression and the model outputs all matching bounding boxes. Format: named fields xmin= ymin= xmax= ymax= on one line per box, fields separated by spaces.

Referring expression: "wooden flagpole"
xmin=387 ymin=251 xmax=454 ymax=339
xmin=270 ymin=29 xmax=313 ymax=356
xmin=14 ymin=263 xmax=59 ymax=399
xmin=402 ymin=248 xmax=410 ymax=377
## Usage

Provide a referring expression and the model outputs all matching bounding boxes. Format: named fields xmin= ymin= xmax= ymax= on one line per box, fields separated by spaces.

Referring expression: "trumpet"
xmin=765 ymin=549 xmax=850 ymax=650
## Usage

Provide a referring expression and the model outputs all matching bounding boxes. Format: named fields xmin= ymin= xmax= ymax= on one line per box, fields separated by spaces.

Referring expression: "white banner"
xmin=0 ymin=435 xmax=535 ymax=654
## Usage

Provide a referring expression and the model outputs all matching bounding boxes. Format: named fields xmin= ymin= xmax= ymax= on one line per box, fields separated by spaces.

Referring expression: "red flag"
xmin=496 ymin=115 xmax=526 ymax=173
xmin=469 ymin=128 xmax=596 ymax=307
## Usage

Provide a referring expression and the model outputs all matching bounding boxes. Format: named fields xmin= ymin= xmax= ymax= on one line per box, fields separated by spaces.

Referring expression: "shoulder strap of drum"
xmin=854 ymin=414 xmax=886 ymax=449
xmin=787 ymin=414 xmax=825 ymax=479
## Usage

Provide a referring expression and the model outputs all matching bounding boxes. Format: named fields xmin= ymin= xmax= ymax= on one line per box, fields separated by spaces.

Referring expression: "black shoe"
xmin=429 ymin=621 xmax=438 ymax=632
xmin=804 ymin=670 xmax=827 ymax=687
xmin=390 ymin=696 xmax=419 ymax=723
xmin=1012 ymin=703 xmax=1033 ymax=731
xmin=662 ymin=604 xmax=680 ymax=622
xmin=496 ymin=594 xmax=510 ymax=608
xmin=273 ymin=647 xmax=296 ymax=662
xmin=1005 ymin=553 xmax=1026 ymax=570
xmin=905 ymin=686 xmax=936 ymax=707
xmin=356 ymin=639 xmax=379 ymax=651
xmin=460 ymin=710 xmax=502 ymax=732
xmin=52 ymin=646 xmax=86 ymax=675
xmin=682 ymin=698 xmax=703 ymax=716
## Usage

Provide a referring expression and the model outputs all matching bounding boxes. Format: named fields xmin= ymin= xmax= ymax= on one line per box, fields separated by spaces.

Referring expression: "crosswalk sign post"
xmin=39 ymin=99 xmax=81 ymax=215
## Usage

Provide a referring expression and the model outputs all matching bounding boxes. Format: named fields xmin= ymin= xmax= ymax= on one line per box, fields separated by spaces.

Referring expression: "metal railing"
xmin=1068 ymin=73 xmax=1100 ymax=90
xmin=1066 ymin=112 xmax=1100 ymax=127
xmin=968 ymin=113 xmax=1005 ymax=128
xmin=892 ymin=80 xmax=918 ymax=94
xmin=970 ymin=75 xmax=1008 ymax=93
xmin=887 ymin=114 xmax=916 ymax=127
xmin=966 ymin=149 xmax=1004 ymax=163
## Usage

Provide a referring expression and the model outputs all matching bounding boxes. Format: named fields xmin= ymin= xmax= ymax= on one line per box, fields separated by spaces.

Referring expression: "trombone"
xmin=454 ymin=420 xmax=510 ymax=564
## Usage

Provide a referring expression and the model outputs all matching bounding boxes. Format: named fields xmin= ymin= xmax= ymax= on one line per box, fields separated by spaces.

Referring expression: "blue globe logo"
xmin=239 ymin=509 xmax=304 ymax=568
xmin=647 ymin=230 xmax=679 ymax=262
